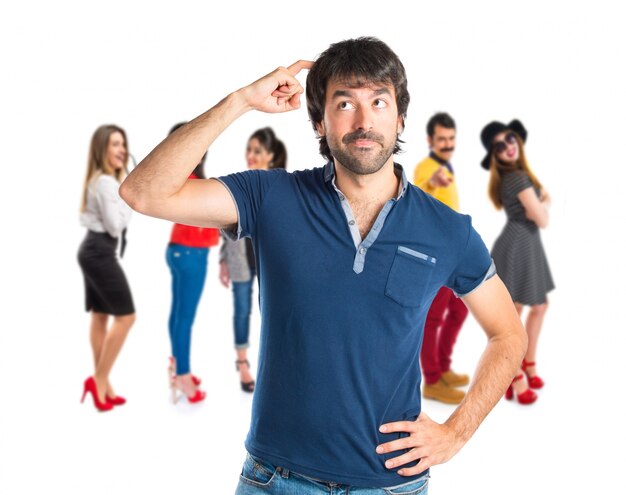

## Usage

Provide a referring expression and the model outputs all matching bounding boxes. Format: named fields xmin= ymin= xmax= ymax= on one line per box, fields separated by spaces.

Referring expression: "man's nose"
xmin=354 ymin=106 xmax=374 ymax=130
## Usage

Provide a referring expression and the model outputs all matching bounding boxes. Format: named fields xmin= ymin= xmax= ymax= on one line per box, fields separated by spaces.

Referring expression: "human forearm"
xmin=518 ymin=188 xmax=549 ymax=228
xmin=120 ymin=91 xmax=249 ymax=214
xmin=101 ymin=200 xmax=131 ymax=239
xmin=445 ymin=326 xmax=526 ymax=443
xmin=446 ymin=276 xmax=527 ymax=443
xmin=414 ymin=175 xmax=434 ymax=192
xmin=526 ymin=206 xmax=549 ymax=228
xmin=219 ymin=236 xmax=229 ymax=263
xmin=375 ymin=325 xmax=525 ymax=476
xmin=413 ymin=163 xmax=438 ymax=192
xmin=119 ymin=61 xmax=310 ymax=227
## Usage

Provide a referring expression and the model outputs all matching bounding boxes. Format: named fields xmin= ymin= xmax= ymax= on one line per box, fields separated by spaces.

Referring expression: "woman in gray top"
xmin=219 ymin=127 xmax=286 ymax=392
xmin=481 ymin=119 xmax=554 ymax=405
xmin=78 ymin=124 xmax=136 ymax=412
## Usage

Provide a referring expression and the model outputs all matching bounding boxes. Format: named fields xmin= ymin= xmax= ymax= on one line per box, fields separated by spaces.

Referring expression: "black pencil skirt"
xmin=77 ymin=230 xmax=135 ymax=316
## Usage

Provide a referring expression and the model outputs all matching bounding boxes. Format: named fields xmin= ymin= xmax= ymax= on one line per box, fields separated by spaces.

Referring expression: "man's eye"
xmin=339 ymin=101 xmax=355 ymax=110
xmin=374 ymin=99 xmax=387 ymax=108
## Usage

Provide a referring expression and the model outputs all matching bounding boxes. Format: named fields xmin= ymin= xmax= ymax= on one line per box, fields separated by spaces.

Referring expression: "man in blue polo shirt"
xmin=121 ymin=37 xmax=527 ymax=494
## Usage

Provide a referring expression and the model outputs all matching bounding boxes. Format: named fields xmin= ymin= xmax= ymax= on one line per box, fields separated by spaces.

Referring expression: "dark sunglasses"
xmin=493 ymin=132 xmax=517 ymax=154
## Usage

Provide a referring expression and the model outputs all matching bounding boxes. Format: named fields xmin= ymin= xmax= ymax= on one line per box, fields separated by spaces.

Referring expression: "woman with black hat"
xmin=480 ymin=119 xmax=554 ymax=405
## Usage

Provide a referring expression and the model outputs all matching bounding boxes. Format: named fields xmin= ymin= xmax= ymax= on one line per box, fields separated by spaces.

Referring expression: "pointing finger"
xmin=287 ymin=59 xmax=314 ymax=75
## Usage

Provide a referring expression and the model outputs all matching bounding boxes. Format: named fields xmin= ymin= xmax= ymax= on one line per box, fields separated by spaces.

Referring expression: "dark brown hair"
xmin=249 ymin=127 xmax=287 ymax=169
xmin=306 ymin=37 xmax=410 ymax=161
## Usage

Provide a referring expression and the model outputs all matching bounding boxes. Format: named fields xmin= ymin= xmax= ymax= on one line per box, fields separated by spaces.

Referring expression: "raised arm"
xmin=119 ymin=60 xmax=313 ymax=228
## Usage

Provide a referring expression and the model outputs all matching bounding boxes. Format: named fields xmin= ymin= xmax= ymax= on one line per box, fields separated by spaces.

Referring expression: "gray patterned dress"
xmin=491 ymin=171 xmax=554 ymax=305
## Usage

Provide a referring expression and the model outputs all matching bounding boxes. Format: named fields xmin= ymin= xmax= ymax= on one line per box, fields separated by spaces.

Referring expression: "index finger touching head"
xmin=287 ymin=60 xmax=314 ymax=75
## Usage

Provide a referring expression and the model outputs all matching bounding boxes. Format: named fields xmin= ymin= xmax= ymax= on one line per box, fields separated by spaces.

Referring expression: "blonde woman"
xmin=78 ymin=125 xmax=136 ymax=412
xmin=480 ymin=119 xmax=554 ymax=405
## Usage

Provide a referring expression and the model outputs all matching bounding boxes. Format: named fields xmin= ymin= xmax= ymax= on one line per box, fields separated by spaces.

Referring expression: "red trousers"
xmin=420 ymin=287 xmax=469 ymax=385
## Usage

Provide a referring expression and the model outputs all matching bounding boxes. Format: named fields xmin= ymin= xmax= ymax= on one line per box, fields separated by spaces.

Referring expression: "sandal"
xmin=236 ymin=359 xmax=255 ymax=393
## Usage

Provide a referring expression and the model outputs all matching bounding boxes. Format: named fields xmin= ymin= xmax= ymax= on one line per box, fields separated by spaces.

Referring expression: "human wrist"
xmin=445 ymin=408 xmax=475 ymax=446
xmin=225 ymin=89 xmax=252 ymax=118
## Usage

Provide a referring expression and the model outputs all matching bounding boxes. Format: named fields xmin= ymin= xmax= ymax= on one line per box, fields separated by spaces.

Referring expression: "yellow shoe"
xmin=423 ymin=379 xmax=465 ymax=404
xmin=441 ymin=370 xmax=470 ymax=387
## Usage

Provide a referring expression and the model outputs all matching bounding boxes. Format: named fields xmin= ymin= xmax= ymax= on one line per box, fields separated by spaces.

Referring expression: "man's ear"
xmin=316 ymin=121 xmax=325 ymax=137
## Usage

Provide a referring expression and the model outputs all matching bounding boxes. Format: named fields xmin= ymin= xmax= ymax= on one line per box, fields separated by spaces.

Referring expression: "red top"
xmin=169 ymin=174 xmax=220 ymax=248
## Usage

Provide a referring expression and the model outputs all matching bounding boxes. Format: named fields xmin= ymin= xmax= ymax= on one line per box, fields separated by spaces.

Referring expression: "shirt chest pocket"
xmin=385 ymin=246 xmax=437 ymax=308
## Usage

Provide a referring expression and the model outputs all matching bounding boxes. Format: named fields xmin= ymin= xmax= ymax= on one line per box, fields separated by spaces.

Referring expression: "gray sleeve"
xmin=221 ymin=237 xmax=251 ymax=282
xmin=219 ymin=234 xmax=228 ymax=263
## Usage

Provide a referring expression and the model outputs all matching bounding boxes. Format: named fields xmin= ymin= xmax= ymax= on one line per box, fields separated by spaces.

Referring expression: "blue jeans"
xmin=231 ymin=269 xmax=256 ymax=348
xmin=166 ymin=244 xmax=208 ymax=375
xmin=235 ymin=453 xmax=429 ymax=494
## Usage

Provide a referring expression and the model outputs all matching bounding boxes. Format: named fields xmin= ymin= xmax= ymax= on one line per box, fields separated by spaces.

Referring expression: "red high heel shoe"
xmin=168 ymin=357 xmax=201 ymax=386
xmin=184 ymin=389 xmax=206 ymax=403
xmin=505 ymin=374 xmax=537 ymax=405
xmin=169 ymin=374 xmax=206 ymax=404
xmin=106 ymin=395 xmax=126 ymax=406
xmin=81 ymin=377 xmax=113 ymax=412
xmin=521 ymin=359 xmax=544 ymax=389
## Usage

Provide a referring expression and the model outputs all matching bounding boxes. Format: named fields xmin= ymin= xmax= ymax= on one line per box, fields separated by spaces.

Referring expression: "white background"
xmin=1 ymin=1 xmax=624 ymax=493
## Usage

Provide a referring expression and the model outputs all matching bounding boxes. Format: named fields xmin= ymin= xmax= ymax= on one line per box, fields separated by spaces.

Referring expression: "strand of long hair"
xmin=487 ymin=133 xmax=542 ymax=209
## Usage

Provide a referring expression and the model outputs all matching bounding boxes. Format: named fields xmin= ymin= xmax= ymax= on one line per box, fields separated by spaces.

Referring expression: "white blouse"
xmin=80 ymin=174 xmax=132 ymax=239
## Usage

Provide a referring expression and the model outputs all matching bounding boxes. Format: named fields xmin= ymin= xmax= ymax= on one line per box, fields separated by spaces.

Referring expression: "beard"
xmin=327 ymin=129 xmax=395 ymax=175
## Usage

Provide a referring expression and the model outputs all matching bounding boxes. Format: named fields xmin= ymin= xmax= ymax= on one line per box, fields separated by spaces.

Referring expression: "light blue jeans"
xmin=235 ymin=453 xmax=429 ymax=494
xmin=232 ymin=269 xmax=256 ymax=348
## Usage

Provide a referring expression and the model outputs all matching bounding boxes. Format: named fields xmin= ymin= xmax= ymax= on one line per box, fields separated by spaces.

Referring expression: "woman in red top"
xmin=165 ymin=122 xmax=220 ymax=404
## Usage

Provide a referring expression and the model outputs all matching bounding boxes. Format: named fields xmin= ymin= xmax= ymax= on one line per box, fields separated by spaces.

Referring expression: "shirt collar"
xmin=323 ymin=161 xmax=408 ymax=199
xmin=429 ymin=151 xmax=454 ymax=175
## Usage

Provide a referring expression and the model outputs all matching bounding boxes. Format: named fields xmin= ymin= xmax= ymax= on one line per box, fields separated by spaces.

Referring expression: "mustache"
xmin=342 ymin=130 xmax=385 ymax=145
xmin=440 ymin=147 xmax=455 ymax=153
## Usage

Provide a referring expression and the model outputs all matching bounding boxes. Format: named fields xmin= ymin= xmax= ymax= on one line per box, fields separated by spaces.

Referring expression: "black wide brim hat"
xmin=480 ymin=119 xmax=527 ymax=170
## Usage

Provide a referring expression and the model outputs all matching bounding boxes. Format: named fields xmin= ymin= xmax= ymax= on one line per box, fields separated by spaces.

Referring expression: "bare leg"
xmin=174 ymin=374 xmax=199 ymax=397
xmin=236 ymin=348 xmax=254 ymax=385
xmin=524 ymin=302 xmax=548 ymax=376
xmin=90 ymin=312 xmax=109 ymax=370
xmin=93 ymin=314 xmax=135 ymax=401
xmin=511 ymin=303 xmax=531 ymax=395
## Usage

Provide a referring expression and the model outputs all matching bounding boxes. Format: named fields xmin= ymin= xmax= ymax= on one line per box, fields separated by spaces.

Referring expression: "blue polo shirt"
xmin=218 ymin=162 xmax=494 ymax=487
